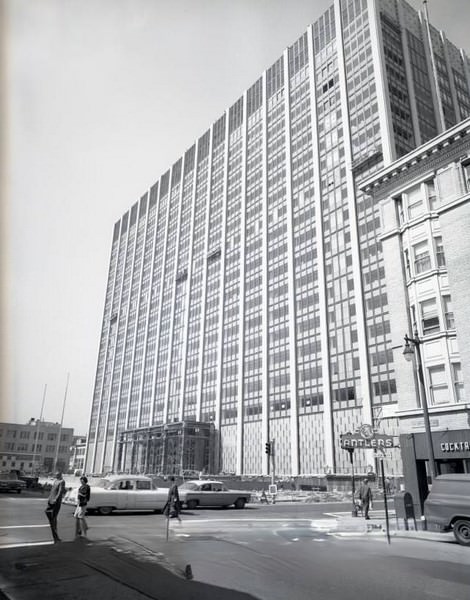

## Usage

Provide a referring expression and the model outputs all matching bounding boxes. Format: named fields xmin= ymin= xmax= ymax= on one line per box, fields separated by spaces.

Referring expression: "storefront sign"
xmin=441 ymin=441 xmax=470 ymax=452
xmin=340 ymin=434 xmax=394 ymax=449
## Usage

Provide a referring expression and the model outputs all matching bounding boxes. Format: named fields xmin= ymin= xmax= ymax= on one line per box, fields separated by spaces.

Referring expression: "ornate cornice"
xmin=360 ymin=118 xmax=470 ymax=198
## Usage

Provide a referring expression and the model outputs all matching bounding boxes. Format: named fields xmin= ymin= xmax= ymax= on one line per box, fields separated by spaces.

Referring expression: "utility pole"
xmin=403 ymin=332 xmax=437 ymax=479
xmin=270 ymin=439 xmax=275 ymax=487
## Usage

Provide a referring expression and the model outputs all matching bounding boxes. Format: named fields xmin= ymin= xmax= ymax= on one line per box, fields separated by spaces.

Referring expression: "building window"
xmin=428 ymin=365 xmax=449 ymax=405
xmin=396 ymin=196 xmax=405 ymax=225
xmin=404 ymin=249 xmax=411 ymax=278
xmin=434 ymin=236 xmax=445 ymax=267
xmin=426 ymin=179 xmax=439 ymax=210
xmin=452 ymin=363 xmax=465 ymax=402
xmin=413 ymin=241 xmax=431 ymax=274
xmin=462 ymin=161 xmax=470 ymax=191
xmin=405 ymin=184 xmax=425 ymax=219
xmin=443 ymin=295 xmax=455 ymax=329
xmin=420 ymin=298 xmax=440 ymax=335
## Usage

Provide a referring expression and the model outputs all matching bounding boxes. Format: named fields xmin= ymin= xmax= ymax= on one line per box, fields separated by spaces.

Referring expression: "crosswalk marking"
xmin=0 ymin=525 xmax=49 ymax=529
xmin=0 ymin=541 xmax=53 ymax=549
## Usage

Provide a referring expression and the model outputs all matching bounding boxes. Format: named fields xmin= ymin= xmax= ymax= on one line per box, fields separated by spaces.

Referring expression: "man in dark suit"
xmin=359 ymin=478 xmax=373 ymax=520
xmin=45 ymin=472 xmax=66 ymax=542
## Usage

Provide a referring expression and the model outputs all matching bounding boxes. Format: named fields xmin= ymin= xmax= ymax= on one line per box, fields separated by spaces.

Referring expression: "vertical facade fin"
xmin=306 ymin=24 xmax=334 ymax=471
xmin=282 ymin=49 xmax=300 ymax=476
xmin=261 ymin=71 xmax=270 ymax=476
xmin=196 ymin=128 xmax=214 ymax=420
xmin=335 ymin=0 xmax=373 ymax=428
xmin=236 ymin=95 xmax=248 ymax=474
xmin=366 ymin=0 xmax=395 ymax=164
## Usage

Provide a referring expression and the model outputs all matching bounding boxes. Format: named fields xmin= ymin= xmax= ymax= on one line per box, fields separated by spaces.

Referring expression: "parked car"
xmin=424 ymin=473 xmax=470 ymax=546
xmin=10 ymin=470 xmax=39 ymax=489
xmin=0 ymin=472 xmax=27 ymax=494
xmin=63 ymin=474 xmax=168 ymax=515
xmin=178 ymin=480 xmax=251 ymax=509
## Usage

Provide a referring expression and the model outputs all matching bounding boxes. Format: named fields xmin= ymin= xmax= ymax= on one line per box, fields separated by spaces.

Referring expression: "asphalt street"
xmin=1 ymin=494 xmax=469 ymax=600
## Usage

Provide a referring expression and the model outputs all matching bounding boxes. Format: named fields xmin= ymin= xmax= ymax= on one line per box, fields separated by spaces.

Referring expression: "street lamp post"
xmin=403 ymin=330 xmax=437 ymax=479
xmin=347 ymin=448 xmax=358 ymax=517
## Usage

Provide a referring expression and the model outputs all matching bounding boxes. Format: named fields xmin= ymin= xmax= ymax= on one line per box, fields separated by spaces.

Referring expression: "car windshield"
xmin=179 ymin=482 xmax=199 ymax=490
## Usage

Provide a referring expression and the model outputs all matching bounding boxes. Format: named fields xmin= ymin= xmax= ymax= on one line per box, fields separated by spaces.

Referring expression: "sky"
xmin=2 ymin=0 xmax=469 ymax=435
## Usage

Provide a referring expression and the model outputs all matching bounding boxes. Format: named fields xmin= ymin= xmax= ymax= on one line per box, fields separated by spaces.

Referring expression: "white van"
xmin=424 ymin=474 xmax=470 ymax=546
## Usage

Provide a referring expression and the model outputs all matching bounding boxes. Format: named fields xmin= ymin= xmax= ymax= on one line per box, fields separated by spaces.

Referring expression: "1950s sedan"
xmin=63 ymin=475 xmax=167 ymax=515
xmin=178 ymin=480 xmax=251 ymax=509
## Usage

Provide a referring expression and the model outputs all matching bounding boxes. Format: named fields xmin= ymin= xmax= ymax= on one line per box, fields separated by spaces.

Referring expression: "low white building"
xmin=0 ymin=419 xmax=74 ymax=475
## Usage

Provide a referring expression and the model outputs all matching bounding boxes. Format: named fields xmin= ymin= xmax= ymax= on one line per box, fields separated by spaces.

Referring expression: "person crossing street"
xmin=358 ymin=478 xmax=373 ymax=520
xmin=164 ymin=476 xmax=181 ymax=522
xmin=45 ymin=472 xmax=66 ymax=543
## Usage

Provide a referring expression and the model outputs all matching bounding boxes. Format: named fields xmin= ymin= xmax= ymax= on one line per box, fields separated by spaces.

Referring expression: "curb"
xmin=333 ymin=524 xmax=456 ymax=543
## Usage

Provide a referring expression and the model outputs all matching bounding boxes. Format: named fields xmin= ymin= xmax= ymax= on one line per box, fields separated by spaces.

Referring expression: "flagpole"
xmin=31 ymin=384 xmax=47 ymax=475
xmin=53 ymin=373 xmax=70 ymax=473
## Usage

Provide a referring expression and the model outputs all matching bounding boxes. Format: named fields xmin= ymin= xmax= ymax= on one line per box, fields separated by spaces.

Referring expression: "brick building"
xmin=361 ymin=116 xmax=470 ymax=513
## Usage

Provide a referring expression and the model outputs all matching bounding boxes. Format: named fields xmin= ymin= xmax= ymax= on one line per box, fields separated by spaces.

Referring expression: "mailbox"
xmin=394 ymin=491 xmax=416 ymax=530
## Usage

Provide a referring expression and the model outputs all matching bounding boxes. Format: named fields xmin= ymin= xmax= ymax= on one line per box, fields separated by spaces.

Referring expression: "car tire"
xmin=97 ymin=506 xmax=113 ymax=516
xmin=234 ymin=498 xmax=246 ymax=509
xmin=187 ymin=499 xmax=198 ymax=510
xmin=453 ymin=519 xmax=470 ymax=546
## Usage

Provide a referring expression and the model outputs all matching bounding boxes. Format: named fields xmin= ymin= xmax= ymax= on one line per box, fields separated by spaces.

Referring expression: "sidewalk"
xmin=335 ymin=511 xmax=456 ymax=543
xmin=0 ymin=539 xmax=258 ymax=600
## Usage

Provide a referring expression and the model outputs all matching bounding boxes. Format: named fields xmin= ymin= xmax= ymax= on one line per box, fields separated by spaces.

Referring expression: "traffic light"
xmin=265 ymin=442 xmax=271 ymax=455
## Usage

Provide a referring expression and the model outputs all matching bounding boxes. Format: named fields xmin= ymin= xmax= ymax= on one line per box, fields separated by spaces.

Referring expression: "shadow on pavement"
xmin=0 ymin=540 xmax=259 ymax=600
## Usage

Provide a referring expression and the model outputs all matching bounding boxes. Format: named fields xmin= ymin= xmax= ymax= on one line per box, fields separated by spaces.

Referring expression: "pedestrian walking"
xmin=358 ymin=478 xmax=373 ymax=520
xmin=164 ymin=476 xmax=181 ymax=522
xmin=45 ymin=472 xmax=66 ymax=543
xmin=74 ymin=476 xmax=91 ymax=539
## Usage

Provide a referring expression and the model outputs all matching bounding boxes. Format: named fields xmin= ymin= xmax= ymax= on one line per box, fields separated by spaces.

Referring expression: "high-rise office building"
xmin=85 ymin=0 xmax=470 ymax=478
